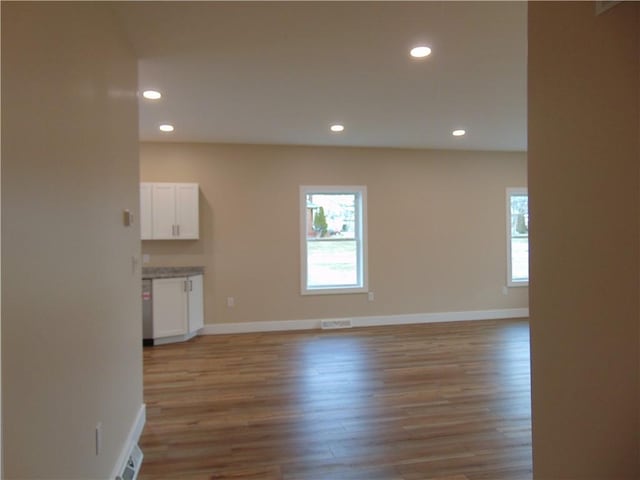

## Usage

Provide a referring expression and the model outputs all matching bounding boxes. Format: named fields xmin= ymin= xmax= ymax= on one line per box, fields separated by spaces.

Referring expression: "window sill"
xmin=301 ymin=286 xmax=368 ymax=296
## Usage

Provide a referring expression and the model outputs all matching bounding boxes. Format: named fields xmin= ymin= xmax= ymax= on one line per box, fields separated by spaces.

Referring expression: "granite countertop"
xmin=142 ymin=266 xmax=205 ymax=279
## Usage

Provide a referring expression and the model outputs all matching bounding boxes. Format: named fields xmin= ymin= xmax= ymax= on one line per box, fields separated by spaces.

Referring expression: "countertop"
xmin=142 ymin=266 xmax=204 ymax=279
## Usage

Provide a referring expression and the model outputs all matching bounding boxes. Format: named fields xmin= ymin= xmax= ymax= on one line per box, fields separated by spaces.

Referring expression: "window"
xmin=300 ymin=186 xmax=367 ymax=295
xmin=507 ymin=188 xmax=529 ymax=286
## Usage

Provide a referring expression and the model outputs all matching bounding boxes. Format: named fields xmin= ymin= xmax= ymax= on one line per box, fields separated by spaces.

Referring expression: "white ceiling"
xmin=114 ymin=1 xmax=527 ymax=151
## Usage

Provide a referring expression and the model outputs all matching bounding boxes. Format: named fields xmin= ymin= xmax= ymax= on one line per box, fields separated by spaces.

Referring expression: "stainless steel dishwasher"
xmin=142 ymin=278 xmax=154 ymax=346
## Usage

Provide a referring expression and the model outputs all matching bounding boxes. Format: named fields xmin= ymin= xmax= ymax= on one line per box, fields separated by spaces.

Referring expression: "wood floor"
xmin=139 ymin=319 xmax=531 ymax=480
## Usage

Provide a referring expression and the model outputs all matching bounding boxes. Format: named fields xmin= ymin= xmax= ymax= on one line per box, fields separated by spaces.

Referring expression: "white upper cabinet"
xmin=140 ymin=183 xmax=153 ymax=240
xmin=141 ymin=182 xmax=199 ymax=240
xmin=152 ymin=183 xmax=179 ymax=239
xmin=175 ymin=184 xmax=200 ymax=239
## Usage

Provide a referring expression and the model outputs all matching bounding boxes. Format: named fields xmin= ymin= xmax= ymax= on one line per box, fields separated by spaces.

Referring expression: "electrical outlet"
xmin=502 ymin=286 xmax=509 ymax=295
xmin=226 ymin=297 xmax=235 ymax=307
xmin=367 ymin=292 xmax=375 ymax=301
xmin=142 ymin=254 xmax=150 ymax=264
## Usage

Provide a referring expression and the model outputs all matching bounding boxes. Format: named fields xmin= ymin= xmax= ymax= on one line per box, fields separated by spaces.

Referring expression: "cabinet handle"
xmin=189 ymin=280 xmax=193 ymax=291
xmin=172 ymin=225 xmax=176 ymax=236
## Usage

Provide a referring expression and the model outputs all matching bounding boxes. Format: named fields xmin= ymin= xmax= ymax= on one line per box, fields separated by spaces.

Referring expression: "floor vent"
xmin=116 ymin=444 xmax=143 ymax=480
xmin=321 ymin=319 xmax=353 ymax=330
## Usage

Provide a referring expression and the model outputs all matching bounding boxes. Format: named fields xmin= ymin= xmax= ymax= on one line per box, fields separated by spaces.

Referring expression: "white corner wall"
xmin=2 ymin=3 xmax=143 ymax=478
xmin=529 ymin=2 xmax=640 ymax=478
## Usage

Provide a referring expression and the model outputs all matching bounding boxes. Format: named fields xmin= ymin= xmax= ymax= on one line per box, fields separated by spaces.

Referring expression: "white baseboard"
xmin=200 ymin=308 xmax=529 ymax=335
xmin=110 ymin=403 xmax=146 ymax=480
xmin=153 ymin=330 xmax=198 ymax=345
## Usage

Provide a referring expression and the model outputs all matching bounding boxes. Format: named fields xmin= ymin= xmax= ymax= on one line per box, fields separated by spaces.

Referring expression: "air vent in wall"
xmin=321 ymin=319 xmax=353 ymax=329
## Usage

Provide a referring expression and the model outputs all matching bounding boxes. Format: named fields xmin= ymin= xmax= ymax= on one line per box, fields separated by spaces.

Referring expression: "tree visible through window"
xmin=300 ymin=186 xmax=367 ymax=294
xmin=507 ymin=188 xmax=529 ymax=286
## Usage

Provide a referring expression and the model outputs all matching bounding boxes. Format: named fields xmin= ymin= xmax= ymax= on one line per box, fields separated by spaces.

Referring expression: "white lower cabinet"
xmin=152 ymin=274 xmax=204 ymax=343
xmin=187 ymin=274 xmax=204 ymax=332
xmin=152 ymin=277 xmax=188 ymax=338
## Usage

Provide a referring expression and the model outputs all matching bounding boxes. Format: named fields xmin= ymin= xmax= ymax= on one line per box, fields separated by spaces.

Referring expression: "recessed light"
xmin=159 ymin=124 xmax=174 ymax=132
xmin=410 ymin=46 xmax=432 ymax=58
xmin=452 ymin=129 xmax=466 ymax=137
xmin=330 ymin=124 xmax=345 ymax=133
xmin=143 ymin=90 xmax=162 ymax=100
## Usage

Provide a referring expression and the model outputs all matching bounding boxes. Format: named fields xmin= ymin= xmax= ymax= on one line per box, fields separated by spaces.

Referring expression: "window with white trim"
xmin=300 ymin=186 xmax=368 ymax=295
xmin=507 ymin=188 xmax=529 ymax=286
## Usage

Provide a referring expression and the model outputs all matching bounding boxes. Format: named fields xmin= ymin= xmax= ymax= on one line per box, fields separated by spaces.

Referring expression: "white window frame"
xmin=300 ymin=185 xmax=368 ymax=295
xmin=506 ymin=187 xmax=529 ymax=287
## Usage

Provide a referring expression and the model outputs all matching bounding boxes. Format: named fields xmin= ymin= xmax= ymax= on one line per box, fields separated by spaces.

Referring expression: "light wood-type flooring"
xmin=139 ymin=319 xmax=531 ymax=480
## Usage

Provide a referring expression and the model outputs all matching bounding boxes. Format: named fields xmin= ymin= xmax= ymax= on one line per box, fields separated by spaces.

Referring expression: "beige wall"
xmin=2 ymin=3 xmax=142 ymax=479
xmin=529 ymin=2 xmax=640 ymax=478
xmin=141 ymin=143 xmax=527 ymax=325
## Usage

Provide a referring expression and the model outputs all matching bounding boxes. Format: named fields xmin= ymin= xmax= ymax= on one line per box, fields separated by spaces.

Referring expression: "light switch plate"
xmin=123 ymin=209 xmax=134 ymax=227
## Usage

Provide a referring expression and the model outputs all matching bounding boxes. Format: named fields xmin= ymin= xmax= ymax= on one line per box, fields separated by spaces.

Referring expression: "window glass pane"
xmin=511 ymin=237 xmax=529 ymax=282
xmin=304 ymin=192 xmax=361 ymax=290
xmin=509 ymin=193 xmax=529 ymax=283
xmin=307 ymin=240 xmax=358 ymax=287
xmin=510 ymin=194 xmax=528 ymax=236
xmin=305 ymin=194 xmax=356 ymax=239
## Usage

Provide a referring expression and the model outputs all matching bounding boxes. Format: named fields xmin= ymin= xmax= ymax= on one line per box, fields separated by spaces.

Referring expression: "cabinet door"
xmin=152 ymin=277 xmax=188 ymax=338
xmin=188 ymin=274 xmax=204 ymax=333
xmin=140 ymin=183 xmax=153 ymax=240
xmin=175 ymin=183 xmax=199 ymax=239
xmin=152 ymin=184 xmax=177 ymax=239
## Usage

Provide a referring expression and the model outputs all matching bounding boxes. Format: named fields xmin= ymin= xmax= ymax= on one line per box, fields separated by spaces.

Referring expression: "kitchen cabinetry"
xmin=187 ymin=274 xmax=204 ymax=332
xmin=140 ymin=182 xmax=199 ymax=240
xmin=140 ymin=183 xmax=152 ymax=240
xmin=150 ymin=273 xmax=204 ymax=344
